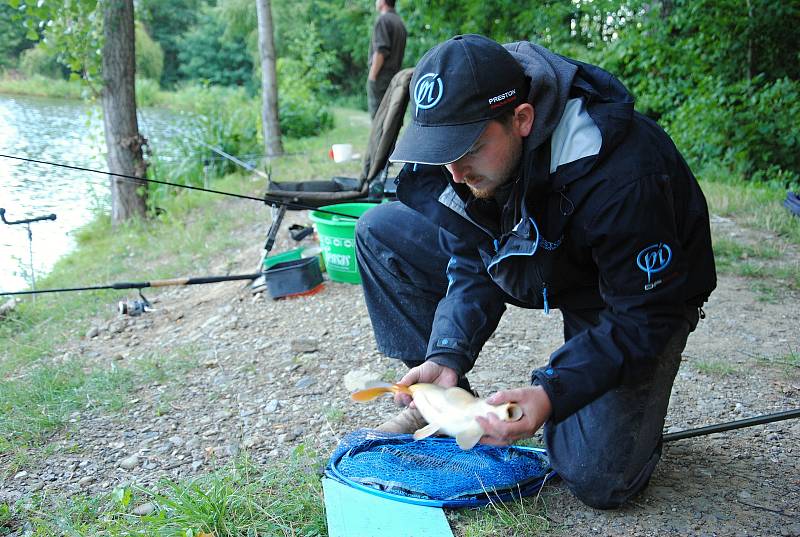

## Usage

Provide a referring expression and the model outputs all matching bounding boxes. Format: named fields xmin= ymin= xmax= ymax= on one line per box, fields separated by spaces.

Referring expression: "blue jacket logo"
xmin=414 ymin=73 xmax=443 ymax=116
xmin=636 ymin=243 xmax=672 ymax=283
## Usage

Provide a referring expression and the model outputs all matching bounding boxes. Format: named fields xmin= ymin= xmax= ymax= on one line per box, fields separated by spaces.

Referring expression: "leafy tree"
xmin=136 ymin=0 xmax=201 ymax=88
xmin=18 ymin=44 xmax=68 ymax=78
xmin=255 ymin=0 xmax=283 ymax=156
xmin=176 ymin=5 xmax=254 ymax=90
xmin=6 ymin=0 xmax=103 ymax=88
xmin=6 ymin=0 xmax=148 ymax=222
xmin=135 ymin=21 xmax=164 ymax=82
xmin=0 ymin=3 xmax=35 ymax=68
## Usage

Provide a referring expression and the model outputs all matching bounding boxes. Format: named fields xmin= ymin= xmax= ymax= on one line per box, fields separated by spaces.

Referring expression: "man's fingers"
xmin=393 ymin=392 xmax=413 ymax=406
xmin=397 ymin=371 xmax=418 ymax=386
xmin=476 ymin=414 xmax=534 ymax=444
xmin=486 ymin=388 xmax=533 ymax=405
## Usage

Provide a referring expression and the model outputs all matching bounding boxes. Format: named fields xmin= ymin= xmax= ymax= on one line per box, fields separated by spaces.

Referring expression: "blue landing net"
xmin=325 ymin=429 xmax=555 ymax=508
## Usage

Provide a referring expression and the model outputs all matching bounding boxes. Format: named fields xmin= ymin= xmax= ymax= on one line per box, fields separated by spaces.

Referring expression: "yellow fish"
xmin=351 ymin=383 xmax=523 ymax=450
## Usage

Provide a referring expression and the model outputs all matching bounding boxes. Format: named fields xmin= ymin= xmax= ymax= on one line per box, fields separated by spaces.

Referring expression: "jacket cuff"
xmin=531 ymin=367 xmax=571 ymax=423
xmin=428 ymin=353 xmax=473 ymax=378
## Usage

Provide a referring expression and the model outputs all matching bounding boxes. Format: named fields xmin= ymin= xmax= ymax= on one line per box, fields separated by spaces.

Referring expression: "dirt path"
xmin=1 ymin=209 xmax=799 ymax=536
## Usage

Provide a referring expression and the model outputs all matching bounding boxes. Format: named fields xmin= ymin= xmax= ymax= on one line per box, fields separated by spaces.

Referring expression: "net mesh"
xmin=326 ymin=429 xmax=553 ymax=507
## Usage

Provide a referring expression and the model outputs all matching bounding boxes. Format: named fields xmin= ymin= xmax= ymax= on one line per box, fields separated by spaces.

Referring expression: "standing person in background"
xmin=367 ymin=0 xmax=406 ymax=119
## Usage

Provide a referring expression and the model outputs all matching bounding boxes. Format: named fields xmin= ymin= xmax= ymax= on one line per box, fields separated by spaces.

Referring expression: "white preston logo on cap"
xmin=488 ymin=88 xmax=516 ymax=106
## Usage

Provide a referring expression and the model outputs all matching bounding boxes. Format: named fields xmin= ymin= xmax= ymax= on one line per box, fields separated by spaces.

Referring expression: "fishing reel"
xmin=118 ymin=291 xmax=154 ymax=316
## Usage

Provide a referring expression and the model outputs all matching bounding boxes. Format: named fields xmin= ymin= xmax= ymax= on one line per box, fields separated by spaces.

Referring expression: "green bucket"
xmin=309 ymin=202 xmax=378 ymax=284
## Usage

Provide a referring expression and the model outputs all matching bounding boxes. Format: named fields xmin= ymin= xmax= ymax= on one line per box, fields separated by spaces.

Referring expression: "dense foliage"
xmin=0 ymin=3 xmax=34 ymax=68
xmin=176 ymin=5 xmax=255 ymax=90
xmin=137 ymin=0 xmax=201 ymax=88
xmin=1 ymin=0 xmax=798 ymax=184
xmin=293 ymin=0 xmax=799 ymax=185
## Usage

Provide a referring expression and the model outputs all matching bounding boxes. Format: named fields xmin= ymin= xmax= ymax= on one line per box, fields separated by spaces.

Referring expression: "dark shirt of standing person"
xmin=367 ymin=0 xmax=407 ymax=119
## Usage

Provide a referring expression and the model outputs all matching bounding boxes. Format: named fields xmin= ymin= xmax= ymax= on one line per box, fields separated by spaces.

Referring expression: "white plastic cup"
xmin=331 ymin=143 xmax=353 ymax=163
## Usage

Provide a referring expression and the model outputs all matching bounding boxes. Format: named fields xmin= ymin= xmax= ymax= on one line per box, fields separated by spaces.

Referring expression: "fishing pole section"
xmin=662 ymin=408 xmax=800 ymax=442
xmin=1 ymin=207 xmax=57 ymax=298
xmin=0 ymin=153 xmax=362 ymax=218
xmin=0 ymin=272 xmax=263 ymax=316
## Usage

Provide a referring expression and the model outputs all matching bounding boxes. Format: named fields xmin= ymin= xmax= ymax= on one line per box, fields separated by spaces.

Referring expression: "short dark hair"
xmin=385 ymin=0 xmax=397 ymax=7
xmin=494 ymin=109 xmax=515 ymax=131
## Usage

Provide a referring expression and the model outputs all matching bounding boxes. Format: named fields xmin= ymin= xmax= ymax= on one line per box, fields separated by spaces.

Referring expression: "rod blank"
xmin=663 ymin=408 xmax=800 ymax=442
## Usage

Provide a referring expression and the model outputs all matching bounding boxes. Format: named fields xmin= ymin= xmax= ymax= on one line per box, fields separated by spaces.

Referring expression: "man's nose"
xmin=446 ymin=159 xmax=469 ymax=183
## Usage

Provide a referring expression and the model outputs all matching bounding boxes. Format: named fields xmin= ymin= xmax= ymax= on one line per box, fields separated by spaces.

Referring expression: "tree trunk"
xmin=103 ymin=0 xmax=147 ymax=225
xmin=255 ymin=0 xmax=284 ymax=157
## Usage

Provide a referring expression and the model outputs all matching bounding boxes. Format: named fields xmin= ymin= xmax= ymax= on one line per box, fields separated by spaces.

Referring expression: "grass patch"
xmin=756 ymin=350 xmax=800 ymax=379
xmin=450 ymin=495 xmax=552 ymax=537
xmin=0 ymin=74 xmax=87 ymax=100
xmin=693 ymin=359 xmax=739 ymax=377
xmin=0 ymin=348 xmax=199 ymax=470
xmin=711 ymin=235 xmax=800 ymax=295
xmin=11 ymin=443 xmax=560 ymax=537
xmin=704 ymin=170 xmax=800 ymax=294
xmin=699 ymin=165 xmax=800 ymax=246
xmin=0 ymin=360 xmax=132 ymax=463
xmin=712 ymin=236 xmax=782 ymax=267
xmin=17 ymin=448 xmax=326 ymax=536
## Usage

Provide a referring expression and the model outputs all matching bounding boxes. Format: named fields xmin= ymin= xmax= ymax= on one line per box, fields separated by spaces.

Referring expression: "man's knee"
xmin=565 ymin=474 xmax=646 ymax=510
xmin=355 ymin=202 xmax=399 ymax=250
xmin=558 ymin=451 xmax=660 ymax=510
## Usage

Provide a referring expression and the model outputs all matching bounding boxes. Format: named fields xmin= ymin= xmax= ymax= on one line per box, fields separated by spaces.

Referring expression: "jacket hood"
xmin=504 ymin=41 xmax=577 ymax=153
xmin=505 ymin=41 xmax=635 ymax=194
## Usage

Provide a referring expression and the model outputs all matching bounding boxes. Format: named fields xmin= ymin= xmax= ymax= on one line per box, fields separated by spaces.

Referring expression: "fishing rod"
xmin=0 ymin=153 xmax=359 ymax=220
xmin=199 ymin=142 xmax=268 ymax=179
xmin=0 ymin=272 xmax=262 ymax=304
xmin=663 ymin=408 xmax=800 ymax=442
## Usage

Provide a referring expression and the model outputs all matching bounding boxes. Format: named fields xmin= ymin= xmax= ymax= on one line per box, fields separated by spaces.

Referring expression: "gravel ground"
xmin=1 ymin=209 xmax=798 ymax=536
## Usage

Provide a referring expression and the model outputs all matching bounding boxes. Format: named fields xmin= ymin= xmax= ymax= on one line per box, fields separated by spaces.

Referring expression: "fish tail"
xmin=351 ymin=383 xmax=413 ymax=402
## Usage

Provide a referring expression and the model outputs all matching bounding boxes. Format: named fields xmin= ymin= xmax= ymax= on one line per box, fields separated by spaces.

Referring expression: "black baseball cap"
xmin=389 ymin=34 xmax=527 ymax=166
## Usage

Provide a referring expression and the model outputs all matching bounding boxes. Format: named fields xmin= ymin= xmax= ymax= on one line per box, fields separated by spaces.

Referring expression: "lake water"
xmin=0 ymin=94 xmax=192 ymax=293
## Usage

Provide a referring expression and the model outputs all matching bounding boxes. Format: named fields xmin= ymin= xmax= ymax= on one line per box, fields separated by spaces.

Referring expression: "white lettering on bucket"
xmin=327 ymin=253 xmax=352 ymax=269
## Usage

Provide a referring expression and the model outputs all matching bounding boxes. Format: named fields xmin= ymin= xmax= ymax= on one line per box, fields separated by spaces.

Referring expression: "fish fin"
xmin=443 ymin=386 xmax=476 ymax=405
xmin=455 ymin=425 xmax=484 ymax=450
xmin=351 ymin=383 xmax=412 ymax=402
xmin=413 ymin=423 xmax=440 ymax=440
xmin=351 ymin=385 xmax=392 ymax=402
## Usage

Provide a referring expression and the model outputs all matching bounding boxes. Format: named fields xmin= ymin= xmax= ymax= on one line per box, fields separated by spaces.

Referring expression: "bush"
xmin=176 ymin=7 xmax=254 ymax=90
xmin=146 ymin=85 xmax=261 ymax=211
xmin=135 ymin=78 xmax=162 ymax=107
xmin=18 ymin=44 xmax=65 ymax=79
xmin=666 ymin=76 xmax=800 ymax=186
xmin=272 ymin=21 xmax=336 ymax=138
xmin=135 ymin=22 xmax=164 ymax=83
xmin=277 ymin=89 xmax=334 ymax=139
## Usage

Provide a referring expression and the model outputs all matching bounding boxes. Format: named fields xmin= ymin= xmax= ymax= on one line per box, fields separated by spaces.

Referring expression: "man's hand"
xmin=394 ymin=361 xmax=458 ymax=406
xmin=475 ymin=386 xmax=552 ymax=446
xmin=368 ymin=51 xmax=385 ymax=81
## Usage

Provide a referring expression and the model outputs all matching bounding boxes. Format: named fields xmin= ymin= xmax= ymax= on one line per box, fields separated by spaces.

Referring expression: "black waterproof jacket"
xmin=395 ymin=43 xmax=716 ymax=422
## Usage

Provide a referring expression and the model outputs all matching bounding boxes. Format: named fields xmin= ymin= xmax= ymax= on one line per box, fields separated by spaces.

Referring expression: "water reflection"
xmin=0 ymin=94 xmax=191 ymax=292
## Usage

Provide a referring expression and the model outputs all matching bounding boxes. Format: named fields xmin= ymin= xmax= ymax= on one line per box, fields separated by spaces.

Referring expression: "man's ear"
xmin=514 ymin=103 xmax=535 ymax=137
